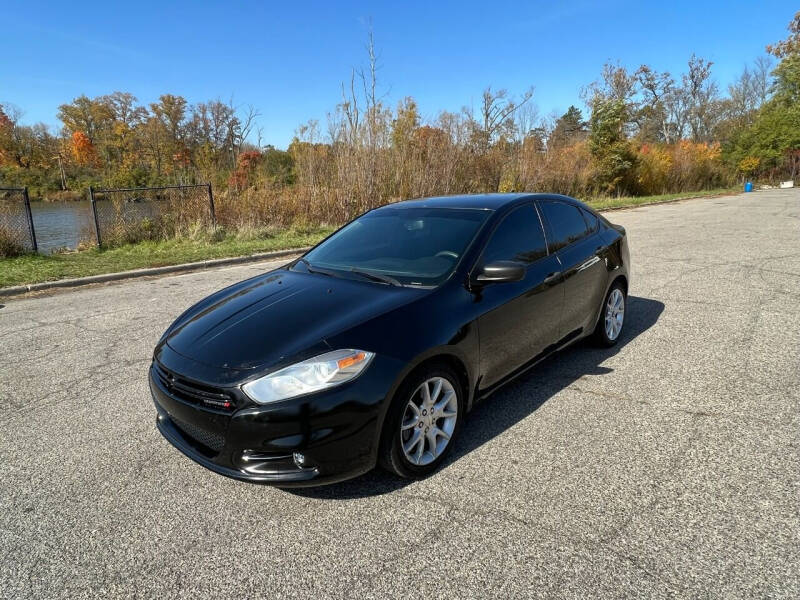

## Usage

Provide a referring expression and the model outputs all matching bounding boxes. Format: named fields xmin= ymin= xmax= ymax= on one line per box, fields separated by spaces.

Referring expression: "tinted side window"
xmin=581 ymin=208 xmax=599 ymax=232
xmin=539 ymin=201 xmax=589 ymax=251
xmin=482 ymin=205 xmax=548 ymax=265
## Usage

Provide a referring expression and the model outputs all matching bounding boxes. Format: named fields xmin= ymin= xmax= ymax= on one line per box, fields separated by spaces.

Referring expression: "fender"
xmin=590 ymin=272 xmax=629 ymax=334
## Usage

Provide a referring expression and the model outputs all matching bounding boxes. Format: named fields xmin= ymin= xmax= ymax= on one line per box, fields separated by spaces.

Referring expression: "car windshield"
xmin=298 ymin=207 xmax=491 ymax=286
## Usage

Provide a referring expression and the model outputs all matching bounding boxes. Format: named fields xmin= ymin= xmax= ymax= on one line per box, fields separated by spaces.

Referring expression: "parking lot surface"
xmin=1 ymin=189 xmax=798 ymax=598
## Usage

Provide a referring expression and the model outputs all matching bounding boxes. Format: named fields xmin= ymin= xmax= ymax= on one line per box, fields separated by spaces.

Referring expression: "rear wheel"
xmin=380 ymin=365 xmax=464 ymax=479
xmin=594 ymin=281 xmax=626 ymax=347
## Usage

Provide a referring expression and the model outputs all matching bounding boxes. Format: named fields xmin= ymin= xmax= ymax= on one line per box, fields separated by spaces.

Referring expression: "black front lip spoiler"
xmin=154 ymin=409 xmax=321 ymax=485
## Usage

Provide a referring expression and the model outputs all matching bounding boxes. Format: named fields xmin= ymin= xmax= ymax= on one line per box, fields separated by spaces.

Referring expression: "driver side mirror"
xmin=473 ymin=260 xmax=526 ymax=285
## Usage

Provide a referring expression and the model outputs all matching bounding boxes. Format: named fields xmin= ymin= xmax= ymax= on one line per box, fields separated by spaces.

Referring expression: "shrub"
xmin=737 ymin=156 xmax=761 ymax=178
xmin=636 ymin=144 xmax=672 ymax=195
xmin=0 ymin=229 xmax=26 ymax=258
xmin=40 ymin=190 xmax=86 ymax=202
xmin=671 ymin=141 xmax=728 ymax=191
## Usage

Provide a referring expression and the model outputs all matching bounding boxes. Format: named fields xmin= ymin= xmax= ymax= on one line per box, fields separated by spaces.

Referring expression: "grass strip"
xmin=0 ymin=188 xmax=739 ymax=288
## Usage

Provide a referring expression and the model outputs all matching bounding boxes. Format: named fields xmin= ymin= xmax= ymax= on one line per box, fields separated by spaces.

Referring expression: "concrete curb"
xmin=0 ymin=247 xmax=309 ymax=297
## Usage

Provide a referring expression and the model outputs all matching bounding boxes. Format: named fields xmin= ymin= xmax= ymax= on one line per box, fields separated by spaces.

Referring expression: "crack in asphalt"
xmin=1 ymin=190 xmax=799 ymax=598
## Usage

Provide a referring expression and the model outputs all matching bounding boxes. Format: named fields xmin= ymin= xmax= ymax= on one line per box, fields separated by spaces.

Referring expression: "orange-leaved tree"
xmin=71 ymin=131 xmax=99 ymax=166
xmin=228 ymin=150 xmax=262 ymax=190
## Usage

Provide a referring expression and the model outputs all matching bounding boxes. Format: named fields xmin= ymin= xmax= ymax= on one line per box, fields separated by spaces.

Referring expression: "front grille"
xmin=154 ymin=362 xmax=235 ymax=411
xmin=172 ymin=415 xmax=226 ymax=453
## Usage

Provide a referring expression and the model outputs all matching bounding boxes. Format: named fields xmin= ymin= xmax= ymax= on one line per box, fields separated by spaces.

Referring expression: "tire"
xmin=594 ymin=280 xmax=627 ymax=347
xmin=379 ymin=364 xmax=465 ymax=479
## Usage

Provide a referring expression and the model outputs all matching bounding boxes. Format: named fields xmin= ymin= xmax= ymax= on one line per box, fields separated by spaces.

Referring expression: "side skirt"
xmin=474 ymin=327 xmax=584 ymax=403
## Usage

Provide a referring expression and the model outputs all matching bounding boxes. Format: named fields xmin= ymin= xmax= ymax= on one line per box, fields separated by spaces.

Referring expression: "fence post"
xmin=207 ymin=183 xmax=217 ymax=228
xmin=89 ymin=186 xmax=102 ymax=248
xmin=22 ymin=187 xmax=38 ymax=253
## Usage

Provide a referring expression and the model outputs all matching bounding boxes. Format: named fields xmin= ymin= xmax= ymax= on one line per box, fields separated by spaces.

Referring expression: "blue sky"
xmin=2 ymin=1 xmax=795 ymax=148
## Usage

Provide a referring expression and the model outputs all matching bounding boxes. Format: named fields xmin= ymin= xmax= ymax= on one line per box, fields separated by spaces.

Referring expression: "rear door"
xmin=473 ymin=203 xmax=565 ymax=389
xmin=537 ymin=199 xmax=608 ymax=339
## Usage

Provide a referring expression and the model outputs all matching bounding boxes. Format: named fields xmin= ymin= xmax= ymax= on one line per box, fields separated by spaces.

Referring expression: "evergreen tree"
xmin=588 ymin=99 xmax=637 ymax=194
xmin=549 ymin=106 xmax=587 ymax=148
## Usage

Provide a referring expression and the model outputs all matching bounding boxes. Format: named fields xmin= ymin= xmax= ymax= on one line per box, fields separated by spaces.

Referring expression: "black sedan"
xmin=150 ymin=193 xmax=630 ymax=486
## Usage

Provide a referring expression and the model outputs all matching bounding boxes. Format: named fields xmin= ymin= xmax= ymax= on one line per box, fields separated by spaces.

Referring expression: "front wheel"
xmin=379 ymin=366 xmax=464 ymax=479
xmin=594 ymin=281 xmax=626 ymax=347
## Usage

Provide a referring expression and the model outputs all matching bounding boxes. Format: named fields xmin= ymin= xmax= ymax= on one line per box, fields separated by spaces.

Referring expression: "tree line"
xmin=1 ymin=13 xmax=798 ymax=228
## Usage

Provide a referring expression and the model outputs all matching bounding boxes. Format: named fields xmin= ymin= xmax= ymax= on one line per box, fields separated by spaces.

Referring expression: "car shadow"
xmin=286 ymin=296 xmax=665 ymax=500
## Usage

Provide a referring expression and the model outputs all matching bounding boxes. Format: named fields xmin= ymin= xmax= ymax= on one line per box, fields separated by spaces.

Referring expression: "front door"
xmin=473 ymin=204 xmax=565 ymax=389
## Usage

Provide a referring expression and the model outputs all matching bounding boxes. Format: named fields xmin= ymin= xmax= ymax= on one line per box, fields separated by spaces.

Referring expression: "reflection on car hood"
xmin=164 ymin=269 xmax=422 ymax=370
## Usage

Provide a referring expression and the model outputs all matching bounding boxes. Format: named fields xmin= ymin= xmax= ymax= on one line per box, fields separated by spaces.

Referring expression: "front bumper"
xmin=154 ymin=409 xmax=321 ymax=484
xmin=149 ymin=351 xmax=404 ymax=487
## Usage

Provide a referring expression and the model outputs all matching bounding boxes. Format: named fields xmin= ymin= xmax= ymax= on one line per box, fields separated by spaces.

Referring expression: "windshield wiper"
xmin=349 ymin=268 xmax=402 ymax=287
xmin=296 ymin=258 xmax=339 ymax=278
xmin=297 ymin=259 xmax=401 ymax=286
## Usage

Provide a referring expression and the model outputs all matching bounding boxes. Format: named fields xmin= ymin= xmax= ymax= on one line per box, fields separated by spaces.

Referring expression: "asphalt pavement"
xmin=1 ymin=188 xmax=798 ymax=598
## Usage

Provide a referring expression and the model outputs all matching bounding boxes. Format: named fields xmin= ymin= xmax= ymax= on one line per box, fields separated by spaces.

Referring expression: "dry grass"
xmin=0 ymin=229 xmax=26 ymax=258
xmin=0 ymin=187 xmax=738 ymax=289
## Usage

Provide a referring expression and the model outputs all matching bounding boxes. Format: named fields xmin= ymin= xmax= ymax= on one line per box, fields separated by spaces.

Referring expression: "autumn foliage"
xmin=0 ymin=107 xmax=14 ymax=167
xmin=228 ymin=151 xmax=262 ymax=190
xmin=71 ymin=131 xmax=98 ymax=166
xmin=1 ymin=13 xmax=798 ymax=235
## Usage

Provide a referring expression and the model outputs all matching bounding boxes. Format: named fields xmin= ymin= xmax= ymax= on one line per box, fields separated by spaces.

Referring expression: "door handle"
xmin=577 ymin=256 xmax=602 ymax=272
xmin=543 ymin=271 xmax=561 ymax=285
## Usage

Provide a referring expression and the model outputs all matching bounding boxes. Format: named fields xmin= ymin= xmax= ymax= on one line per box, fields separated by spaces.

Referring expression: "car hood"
xmin=164 ymin=269 xmax=423 ymax=370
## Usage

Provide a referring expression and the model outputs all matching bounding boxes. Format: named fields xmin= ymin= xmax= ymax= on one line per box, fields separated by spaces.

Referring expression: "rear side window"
xmin=581 ymin=208 xmax=599 ymax=232
xmin=481 ymin=205 xmax=548 ymax=265
xmin=539 ymin=201 xmax=589 ymax=251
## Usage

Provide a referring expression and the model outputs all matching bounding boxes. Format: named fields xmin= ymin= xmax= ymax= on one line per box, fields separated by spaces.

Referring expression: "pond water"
xmin=29 ymin=201 xmax=95 ymax=253
xmin=27 ymin=200 xmax=162 ymax=253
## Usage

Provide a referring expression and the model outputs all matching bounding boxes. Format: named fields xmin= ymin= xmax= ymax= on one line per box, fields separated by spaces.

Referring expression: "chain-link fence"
xmin=0 ymin=187 xmax=37 ymax=256
xmin=89 ymin=184 xmax=215 ymax=248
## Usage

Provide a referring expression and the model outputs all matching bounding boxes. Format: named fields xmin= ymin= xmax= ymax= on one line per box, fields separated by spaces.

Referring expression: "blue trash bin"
xmin=744 ymin=181 xmax=753 ymax=192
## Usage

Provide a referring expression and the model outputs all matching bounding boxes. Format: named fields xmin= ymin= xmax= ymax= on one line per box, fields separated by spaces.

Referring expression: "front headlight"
xmin=242 ymin=349 xmax=375 ymax=404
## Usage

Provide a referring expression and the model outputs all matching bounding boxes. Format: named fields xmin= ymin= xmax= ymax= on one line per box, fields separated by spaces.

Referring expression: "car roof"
xmin=380 ymin=193 xmax=583 ymax=211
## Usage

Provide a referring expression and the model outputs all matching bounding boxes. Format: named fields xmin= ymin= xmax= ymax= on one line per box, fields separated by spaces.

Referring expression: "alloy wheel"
xmin=400 ymin=376 xmax=458 ymax=466
xmin=605 ymin=288 xmax=625 ymax=341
